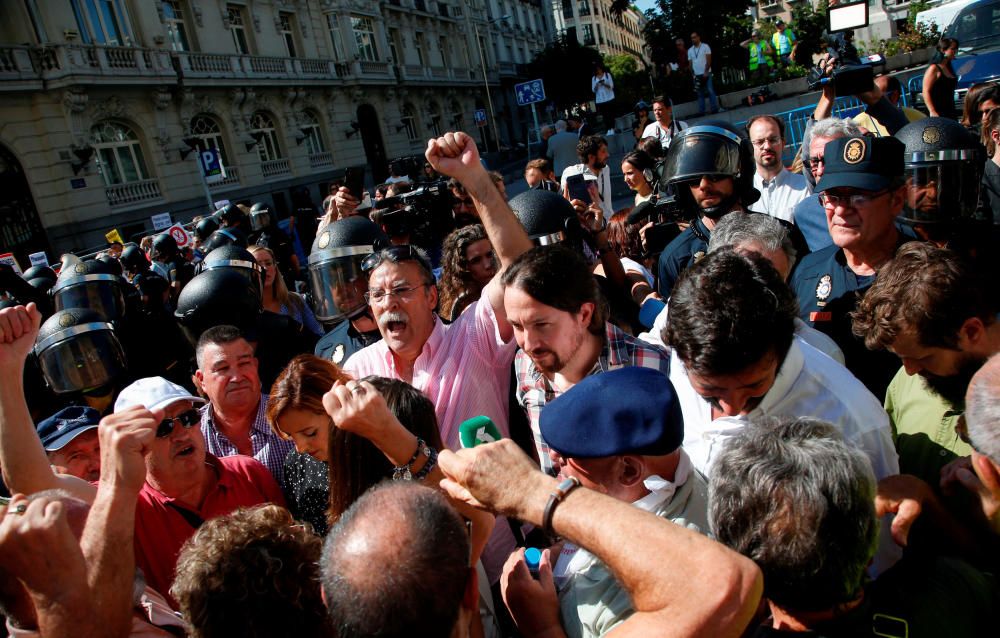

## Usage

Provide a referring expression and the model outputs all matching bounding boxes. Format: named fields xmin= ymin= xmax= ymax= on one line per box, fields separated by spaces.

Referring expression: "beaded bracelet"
xmin=392 ymin=438 xmax=430 ymax=481
xmin=411 ymin=446 xmax=439 ymax=482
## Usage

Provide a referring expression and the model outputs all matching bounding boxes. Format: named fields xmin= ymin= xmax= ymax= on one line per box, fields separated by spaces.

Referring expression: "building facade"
xmin=0 ymin=0 xmax=552 ymax=262
xmin=551 ymin=0 xmax=647 ymax=64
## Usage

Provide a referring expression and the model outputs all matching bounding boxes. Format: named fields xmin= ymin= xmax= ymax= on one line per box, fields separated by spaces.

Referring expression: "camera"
xmin=372 ymin=179 xmax=452 ymax=241
xmin=807 ymin=63 xmax=875 ymax=96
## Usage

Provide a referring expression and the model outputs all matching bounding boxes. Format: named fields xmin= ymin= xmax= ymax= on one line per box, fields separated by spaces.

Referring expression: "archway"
xmin=0 ymin=144 xmax=47 ymax=268
xmin=357 ymin=104 xmax=388 ymax=184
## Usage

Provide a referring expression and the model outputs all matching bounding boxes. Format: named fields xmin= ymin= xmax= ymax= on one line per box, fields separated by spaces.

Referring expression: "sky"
xmin=634 ymin=0 xmax=660 ymax=13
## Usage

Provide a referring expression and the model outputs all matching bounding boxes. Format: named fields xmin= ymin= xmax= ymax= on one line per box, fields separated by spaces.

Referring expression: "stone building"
xmin=0 ymin=0 xmax=551 ymax=262
xmin=551 ymin=0 xmax=647 ymax=64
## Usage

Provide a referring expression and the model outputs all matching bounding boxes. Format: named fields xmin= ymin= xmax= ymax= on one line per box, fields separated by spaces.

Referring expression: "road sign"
xmin=167 ymin=223 xmax=192 ymax=248
xmin=28 ymin=252 xmax=48 ymax=268
xmin=514 ymin=79 xmax=546 ymax=106
xmin=151 ymin=212 xmax=172 ymax=231
xmin=473 ymin=108 xmax=488 ymax=127
xmin=0 ymin=253 xmax=22 ymax=275
xmin=199 ymin=147 xmax=227 ymax=184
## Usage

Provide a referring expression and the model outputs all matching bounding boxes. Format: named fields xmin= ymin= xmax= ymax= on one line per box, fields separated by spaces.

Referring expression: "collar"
xmin=598 ymin=322 xmax=628 ymax=370
xmin=633 ymin=450 xmax=692 ymax=512
xmin=753 ymin=339 xmax=804 ymax=417
xmin=755 ymin=167 xmax=788 ymax=189
xmin=204 ymin=395 xmax=269 ymax=436
xmin=382 ymin=314 xmax=443 ymax=371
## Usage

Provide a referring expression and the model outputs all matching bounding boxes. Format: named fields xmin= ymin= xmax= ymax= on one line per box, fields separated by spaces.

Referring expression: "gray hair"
xmin=803 ymin=117 xmax=863 ymax=154
xmin=554 ymin=119 xmax=567 ymax=133
xmin=707 ymin=212 xmax=797 ymax=267
xmin=709 ymin=416 xmax=879 ymax=613
xmin=966 ymin=353 xmax=1000 ymax=463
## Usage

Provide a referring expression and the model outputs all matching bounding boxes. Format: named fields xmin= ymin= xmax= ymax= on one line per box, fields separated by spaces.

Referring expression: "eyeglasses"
xmin=751 ymin=136 xmax=782 ymax=148
xmin=361 ymin=245 xmax=433 ymax=275
xmin=364 ymin=283 xmax=429 ymax=305
xmin=819 ymin=189 xmax=891 ymax=208
xmin=157 ymin=409 xmax=201 ymax=438
xmin=808 ymin=156 xmax=825 ymax=168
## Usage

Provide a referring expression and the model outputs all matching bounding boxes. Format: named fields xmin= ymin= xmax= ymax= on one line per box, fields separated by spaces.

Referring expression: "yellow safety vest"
xmin=748 ymin=42 xmax=772 ymax=70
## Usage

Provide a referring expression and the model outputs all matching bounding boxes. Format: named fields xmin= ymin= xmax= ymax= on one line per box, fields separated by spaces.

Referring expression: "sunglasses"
xmin=361 ymin=245 xmax=434 ymax=276
xmin=157 ymin=409 xmax=202 ymax=438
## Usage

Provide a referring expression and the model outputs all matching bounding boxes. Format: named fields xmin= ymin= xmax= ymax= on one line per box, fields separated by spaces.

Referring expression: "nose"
xmin=520 ymin=328 xmax=539 ymax=354
xmin=716 ymin=392 xmax=754 ymax=416
xmin=698 ymin=176 xmax=713 ymax=190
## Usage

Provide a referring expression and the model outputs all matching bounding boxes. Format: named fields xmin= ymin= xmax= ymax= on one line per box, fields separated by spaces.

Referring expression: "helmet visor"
xmin=902 ymin=163 xmax=984 ymax=224
xmin=36 ymin=327 xmax=127 ymax=394
xmin=662 ymin=129 xmax=743 ymax=185
xmin=308 ymin=254 xmax=369 ymax=322
xmin=53 ymin=279 xmax=125 ymax=322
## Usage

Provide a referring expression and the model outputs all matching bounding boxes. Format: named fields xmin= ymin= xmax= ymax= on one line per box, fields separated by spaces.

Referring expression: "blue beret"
xmin=36 ymin=406 xmax=101 ymax=451
xmin=540 ymin=367 xmax=683 ymax=458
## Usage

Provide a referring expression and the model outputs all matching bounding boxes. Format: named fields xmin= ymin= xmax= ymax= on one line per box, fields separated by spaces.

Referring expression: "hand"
xmin=875 ymin=474 xmax=934 ymax=547
xmin=501 ymin=548 xmax=562 ymax=636
xmin=639 ymin=221 xmax=654 ymax=253
xmin=579 ymin=199 xmax=606 ymax=236
xmin=438 ymin=439 xmax=550 ymax=520
xmin=97 ymin=405 xmax=160 ymax=493
xmin=332 ymin=187 xmax=360 ymax=220
xmin=857 ymin=80 xmax=884 ymax=106
xmin=950 ymin=452 xmax=1000 ymax=534
xmin=0 ymin=303 xmax=42 ymax=371
xmin=322 ymin=379 xmax=397 ymax=442
xmin=425 ymin=132 xmax=484 ymax=186
xmin=0 ymin=494 xmax=88 ymax=596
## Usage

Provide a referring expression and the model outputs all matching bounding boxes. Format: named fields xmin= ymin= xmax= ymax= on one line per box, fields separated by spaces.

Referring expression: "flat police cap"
xmin=815 ymin=135 xmax=904 ymax=193
xmin=540 ymin=367 xmax=683 ymax=458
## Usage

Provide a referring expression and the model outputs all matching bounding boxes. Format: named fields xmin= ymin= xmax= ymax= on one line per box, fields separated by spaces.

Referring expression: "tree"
xmin=526 ymin=35 xmax=604 ymax=111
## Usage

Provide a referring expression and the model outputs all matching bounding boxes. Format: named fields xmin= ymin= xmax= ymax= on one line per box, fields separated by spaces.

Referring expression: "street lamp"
xmin=474 ymin=14 xmax=509 ymax=153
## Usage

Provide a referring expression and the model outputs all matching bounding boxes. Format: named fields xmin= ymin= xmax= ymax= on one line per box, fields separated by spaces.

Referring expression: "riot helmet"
xmin=26 ymin=277 xmax=55 ymax=296
xmin=51 ymin=259 xmax=126 ymax=322
xmin=34 ymin=308 xmax=127 ymax=394
xmin=22 ymin=265 xmax=57 ymax=283
xmin=217 ymin=203 xmax=245 ymax=228
xmin=249 ymin=202 xmax=272 ymax=232
xmin=196 ymin=244 xmax=263 ymax=301
xmin=895 ymin=117 xmax=986 ymax=226
xmin=508 ymin=189 xmax=584 ymax=247
xmin=174 ymin=267 xmax=262 ymax=346
xmin=96 ymin=252 xmax=123 ymax=277
xmin=308 ymin=217 xmax=389 ymax=322
xmin=660 ymin=122 xmax=759 ymax=216
xmin=151 ymin=233 xmax=181 ymax=263
xmin=194 ymin=216 xmax=219 ymax=243
xmin=201 ymin=226 xmax=248 ymax=252
xmin=119 ymin=244 xmax=149 ymax=275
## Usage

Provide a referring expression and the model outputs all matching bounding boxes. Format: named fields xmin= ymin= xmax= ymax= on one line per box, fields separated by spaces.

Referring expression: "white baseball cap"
xmin=114 ymin=377 xmax=206 ymax=413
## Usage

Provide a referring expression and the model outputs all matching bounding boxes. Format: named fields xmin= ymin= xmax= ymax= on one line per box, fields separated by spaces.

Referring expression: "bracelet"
xmin=392 ymin=438 xmax=430 ymax=481
xmin=542 ymin=476 xmax=581 ymax=536
xmin=411 ymin=446 xmax=439 ymax=482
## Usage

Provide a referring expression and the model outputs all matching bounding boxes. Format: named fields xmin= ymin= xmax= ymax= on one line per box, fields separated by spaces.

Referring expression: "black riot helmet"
xmin=201 ymin=226 xmax=248 ymax=252
xmin=26 ymin=276 xmax=56 ymax=296
xmin=151 ymin=233 xmax=180 ymax=262
xmin=174 ymin=268 xmax=262 ymax=346
xmin=194 ymin=216 xmax=219 ymax=243
xmin=196 ymin=244 xmax=263 ymax=301
xmin=33 ymin=308 xmax=127 ymax=394
xmin=895 ymin=117 xmax=986 ymax=226
xmin=508 ymin=189 xmax=584 ymax=247
xmin=249 ymin=202 xmax=272 ymax=232
xmin=660 ymin=122 xmax=759 ymax=216
xmin=95 ymin=252 xmax=123 ymax=277
xmin=51 ymin=259 xmax=126 ymax=322
xmin=217 ymin=203 xmax=245 ymax=228
xmin=308 ymin=217 xmax=390 ymax=322
xmin=22 ymin=265 xmax=57 ymax=283
xmin=119 ymin=244 xmax=149 ymax=275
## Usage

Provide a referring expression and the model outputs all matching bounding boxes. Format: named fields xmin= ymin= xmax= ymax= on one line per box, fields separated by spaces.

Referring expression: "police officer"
xmin=202 ymin=204 xmax=249 ymax=253
xmin=790 ymin=135 xmax=910 ymax=399
xmin=248 ymin=202 xmax=299 ymax=288
xmin=192 ymin=215 xmax=219 ymax=260
xmin=150 ymin=233 xmax=194 ymax=302
xmin=309 ymin=217 xmax=387 ymax=364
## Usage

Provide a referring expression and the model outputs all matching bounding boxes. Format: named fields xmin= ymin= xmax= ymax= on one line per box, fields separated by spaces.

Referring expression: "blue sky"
xmin=635 ymin=0 xmax=660 ymax=12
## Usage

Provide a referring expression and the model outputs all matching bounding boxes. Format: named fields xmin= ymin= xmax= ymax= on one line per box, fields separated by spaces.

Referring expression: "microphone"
xmin=626 ymin=199 xmax=654 ymax=225
xmin=458 ymin=415 xmax=502 ymax=449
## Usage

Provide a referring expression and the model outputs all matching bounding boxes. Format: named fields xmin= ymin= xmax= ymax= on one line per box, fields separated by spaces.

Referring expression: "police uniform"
xmin=656 ymin=216 xmax=711 ymax=298
xmin=314 ymin=319 xmax=381 ymax=365
xmin=790 ymin=135 xmax=908 ymax=400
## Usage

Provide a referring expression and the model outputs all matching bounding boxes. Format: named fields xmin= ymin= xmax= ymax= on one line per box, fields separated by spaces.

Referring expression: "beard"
xmin=528 ymin=327 xmax=586 ymax=375
xmin=700 ymin=192 xmax=740 ymax=219
xmin=920 ymin=353 xmax=987 ymax=407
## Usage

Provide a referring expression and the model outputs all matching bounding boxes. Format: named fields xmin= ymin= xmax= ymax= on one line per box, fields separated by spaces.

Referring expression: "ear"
xmin=577 ymin=301 xmax=595 ymax=327
xmin=193 ymin=369 xmax=204 ymax=388
xmin=427 ymin=282 xmax=439 ymax=310
xmin=958 ymin=316 xmax=986 ymax=348
xmin=618 ymin=455 xmax=645 ymax=487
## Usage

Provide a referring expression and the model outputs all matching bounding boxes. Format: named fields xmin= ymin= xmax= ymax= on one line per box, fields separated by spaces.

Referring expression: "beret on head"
xmin=540 ymin=367 xmax=683 ymax=459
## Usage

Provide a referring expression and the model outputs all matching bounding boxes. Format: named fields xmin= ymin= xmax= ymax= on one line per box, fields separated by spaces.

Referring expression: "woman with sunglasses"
xmin=438 ymin=224 xmax=498 ymax=321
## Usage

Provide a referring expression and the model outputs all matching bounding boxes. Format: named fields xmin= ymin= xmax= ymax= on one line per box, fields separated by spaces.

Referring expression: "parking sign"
xmin=514 ymin=79 xmax=545 ymax=106
xmin=474 ymin=109 xmax=488 ymax=127
xmin=199 ymin=147 xmax=227 ymax=184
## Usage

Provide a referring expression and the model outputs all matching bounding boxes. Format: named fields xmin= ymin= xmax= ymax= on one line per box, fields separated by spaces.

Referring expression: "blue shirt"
xmin=656 ymin=217 xmax=711 ymax=298
xmin=793 ymin=195 xmax=833 ymax=252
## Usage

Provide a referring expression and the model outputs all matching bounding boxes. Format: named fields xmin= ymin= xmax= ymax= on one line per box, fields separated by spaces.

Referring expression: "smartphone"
xmin=344 ymin=166 xmax=366 ymax=200
xmin=566 ymin=173 xmax=597 ymax=203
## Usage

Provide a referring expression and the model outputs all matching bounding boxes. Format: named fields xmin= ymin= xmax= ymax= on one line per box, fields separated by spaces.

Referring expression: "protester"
xmin=632 ymin=101 xmax=652 ymax=142
xmin=34 ymin=406 xmax=102 ymax=481
xmin=438 ymin=224 xmax=498 ymax=321
xmin=592 ymin=62 xmax=616 ymax=133
xmin=923 ymin=38 xmax=960 ymax=119
xmin=560 ymin=135 xmax=613 ymax=219
xmin=688 ymin=31 xmax=719 ymax=116
xmin=982 ymin=107 xmax=1000 ymax=224
xmin=964 ymin=353 xmax=1000 ymax=534
xmin=961 ymin=82 xmax=1000 ymax=133
xmin=621 ymin=149 xmax=656 ymax=205
xmin=853 ymin=75 xmax=926 ymax=137
xmin=249 ymin=245 xmax=323 ymax=337
xmin=523 ymin=158 xmax=559 ymax=192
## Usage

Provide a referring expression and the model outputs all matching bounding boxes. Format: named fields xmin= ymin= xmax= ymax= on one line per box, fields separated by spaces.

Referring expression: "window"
xmin=227 ymin=4 xmax=251 ymax=55
xmin=351 ymin=15 xmax=379 ymax=62
xmin=279 ymin=12 xmax=297 ymax=57
xmin=388 ymin=28 xmax=400 ymax=63
xmin=450 ymin=100 xmax=465 ymax=131
xmin=71 ymin=0 xmax=133 ymax=46
xmin=415 ymin=32 xmax=426 ymax=66
xmin=162 ymin=1 xmax=189 ymax=51
xmin=582 ymin=24 xmax=594 ymax=46
xmin=401 ymin=104 xmax=419 ymax=142
xmin=189 ymin=115 xmax=230 ymax=166
xmin=562 ymin=0 xmax=573 ymax=20
xmin=300 ymin=111 xmax=326 ymax=155
xmin=579 ymin=0 xmax=590 ymax=16
xmin=249 ymin=111 xmax=283 ymax=163
xmin=326 ymin=14 xmax=346 ymax=60
xmin=438 ymin=36 xmax=448 ymax=67
xmin=428 ymin=103 xmax=443 ymax=137
xmin=91 ymin=121 xmax=149 ymax=185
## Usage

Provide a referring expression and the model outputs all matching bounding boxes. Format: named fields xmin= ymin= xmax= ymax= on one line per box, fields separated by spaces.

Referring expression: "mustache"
xmin=378 ymin=310 xmax=410 ymax=329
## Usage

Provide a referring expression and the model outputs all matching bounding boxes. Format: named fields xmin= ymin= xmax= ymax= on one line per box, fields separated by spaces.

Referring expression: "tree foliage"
xmin=526 ymin=35 xmax=604 ymax=110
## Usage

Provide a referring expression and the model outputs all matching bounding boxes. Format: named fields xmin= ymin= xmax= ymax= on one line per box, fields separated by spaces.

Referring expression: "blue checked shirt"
xmin=515 ymin=322 xmax=672 ymax=475
xmin=200 ymin=394 xmax=295 ymax=490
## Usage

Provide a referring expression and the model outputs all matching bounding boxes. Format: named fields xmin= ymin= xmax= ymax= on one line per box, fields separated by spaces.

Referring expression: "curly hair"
xmin=171 ymin=504 xmax=332 ymax=638
xmin=437 ymin=224 xmax=492 ymax=320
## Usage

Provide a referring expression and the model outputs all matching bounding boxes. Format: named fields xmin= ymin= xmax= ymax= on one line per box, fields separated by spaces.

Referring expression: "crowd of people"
xmin=1 ymin=50 xmax=1000 ymax=638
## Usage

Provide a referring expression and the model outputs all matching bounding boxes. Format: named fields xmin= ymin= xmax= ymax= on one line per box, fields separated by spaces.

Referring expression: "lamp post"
xmin=474 ymin=14 xmax=509 ymax=153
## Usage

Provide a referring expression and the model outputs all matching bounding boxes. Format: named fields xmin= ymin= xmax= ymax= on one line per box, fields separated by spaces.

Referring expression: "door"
xmin=357 ymin=104 xmax=388 ymax=183
xmin=0 ymin=144 xmax=48 ymax=268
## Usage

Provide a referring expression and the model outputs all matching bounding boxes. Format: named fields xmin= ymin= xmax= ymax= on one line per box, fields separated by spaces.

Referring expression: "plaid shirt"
xmin=201 ymin=394 xmax=295 ymax=490
xmin=515 ymin=322 xmax=671 ymax=475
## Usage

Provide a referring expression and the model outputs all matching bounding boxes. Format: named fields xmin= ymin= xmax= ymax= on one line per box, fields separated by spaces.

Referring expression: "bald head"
xmin=321 ymin=482 xmax=471 ymax=637
xmin=966 ymin=353 xmax=1000 ymax=462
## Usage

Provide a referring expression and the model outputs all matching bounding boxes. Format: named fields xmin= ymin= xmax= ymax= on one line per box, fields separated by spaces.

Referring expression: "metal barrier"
xmin=734 ymin=95 xmax=866 ymax=163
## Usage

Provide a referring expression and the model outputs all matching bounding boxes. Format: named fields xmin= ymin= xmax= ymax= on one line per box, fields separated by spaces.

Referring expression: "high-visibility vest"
xmin=772 ymin=30 xmax=794 ymax=55
xmin=748 ymin=42 xmax=772 ymax=70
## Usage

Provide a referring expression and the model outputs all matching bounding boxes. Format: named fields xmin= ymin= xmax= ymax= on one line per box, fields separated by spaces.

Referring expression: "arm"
xmin=923 ymin=65 xmax=939 ymax=117
xmin=0 ymin=304 xmax=96 ymax=501
xmin=323 ymin=379 xmax=496 ymax=564
xmin=813 ymin=83 xmax=835 ymax=122
xmin=704 ymin=53 xmax=712 ymax=76
xmin=426 ymin=132 xmax=533 ymax=338
xmin=858 ymin=82 xmax=909 ymax=136
xmin=439 ymin=440 xmax=763 ymax=638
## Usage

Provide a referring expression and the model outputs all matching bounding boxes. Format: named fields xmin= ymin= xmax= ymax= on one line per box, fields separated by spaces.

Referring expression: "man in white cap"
xmin=0 ymin=302 xmax=284 ymax=604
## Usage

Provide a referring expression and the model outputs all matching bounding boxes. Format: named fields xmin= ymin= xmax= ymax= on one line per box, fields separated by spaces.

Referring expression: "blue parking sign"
xmin=514 ymin=79 xmax=545 ymax=106
xmin=199 ymin=147 xmax=227 ymax=184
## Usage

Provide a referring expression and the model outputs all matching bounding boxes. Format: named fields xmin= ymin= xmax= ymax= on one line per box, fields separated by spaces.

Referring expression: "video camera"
xmin=371 ymin=179 xmax=452 ymax=240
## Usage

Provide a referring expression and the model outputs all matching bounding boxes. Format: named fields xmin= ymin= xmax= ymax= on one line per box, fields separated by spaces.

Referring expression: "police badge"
xmin=815 ymin=274 xmax=832 ymax=307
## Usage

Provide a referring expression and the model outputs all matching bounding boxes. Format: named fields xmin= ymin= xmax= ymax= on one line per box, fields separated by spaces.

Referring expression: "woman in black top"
xmin=923 ymin=38 xmax=960 ymax=119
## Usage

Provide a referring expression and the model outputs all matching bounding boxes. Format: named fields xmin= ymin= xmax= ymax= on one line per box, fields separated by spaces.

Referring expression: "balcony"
xmin=0 ymin=46 xmax=41 ymax=88
xmin=175 ymin=51 xmax=343 ymax=83
xmin=429 ymin=66 xmax=449 ymax=79
xmin=35 ymin=44 xmax=175 ymax=87
xmin=261 ymin=158 xmax=291 ymax=179
xmin=207 ymin=165 xmax=241 ymax=190
xmin=309 ymin=151 xmax=334 ymax=171
xmin=498 ymin=61 xmax=517 ymax=77
xmin=106 ymin=179 xmax=163 ymax=207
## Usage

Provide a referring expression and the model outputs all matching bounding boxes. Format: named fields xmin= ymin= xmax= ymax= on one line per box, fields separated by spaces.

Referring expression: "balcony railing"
xmin=105 ymin=179 xmax=163 ymax=207
xmin=0 ymin=45 xmax=38 ymax=82
xmin=358 ymin=60 xmax=391 ymax=75
xmin=429 ymin=66 xmax=448 ymax=79
xmin=174 ymin=51 xmax=342 ymax=81
xmin=309 ymin=151 xmax=334 ymax=170
xmin=498 ymin=61 xmax=516 ymax=76
xmin=36 ymin=45 xmax=174 ymax=83
xmin=261 ymin=158 xmax=291 ymax=178
xmin=207 ymin=165 xmax=240 ymax=190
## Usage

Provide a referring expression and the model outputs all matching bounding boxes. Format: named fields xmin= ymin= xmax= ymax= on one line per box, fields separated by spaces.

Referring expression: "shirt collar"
xmin=753 ymin=339 xmax=804 ymax=416
xmin=598 ymin=322 xmax=627 ymax=370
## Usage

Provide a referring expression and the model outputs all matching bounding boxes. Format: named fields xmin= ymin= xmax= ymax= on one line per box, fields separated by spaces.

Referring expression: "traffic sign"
xmin=199 ymin=147 xmax=227 ymax=184
xmin=151 ymin=212 xmax=172 ymax=230
xmin=473 ymin=108 xmax=488 ymax=127
xmin=514 ymin=79 xmax=545 ymax=106
xmin=167 ymin=223 xmax=192 ymax=248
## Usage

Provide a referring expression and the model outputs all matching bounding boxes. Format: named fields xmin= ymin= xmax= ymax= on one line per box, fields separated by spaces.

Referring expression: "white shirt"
xmin=592 ymin=73 xmax=615 ymax=104
xmin=749 ymin=168 xmax=811 ymax=222
xmin=688 ymin=42 xmax=711 ymax=76
xmin=641 ymin=119 xmax=688 ymax=148
xmin=560 ymin=163 xmax=613 ymax=220
xmin=669 ymin=338 xmax=899 ymax=480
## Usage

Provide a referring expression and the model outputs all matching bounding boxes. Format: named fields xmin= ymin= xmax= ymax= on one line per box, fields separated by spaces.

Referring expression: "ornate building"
xmin=0 ymin=0 xmax=552 ymax=261
xmin=551 ymin=0 xmax=647 ymax=64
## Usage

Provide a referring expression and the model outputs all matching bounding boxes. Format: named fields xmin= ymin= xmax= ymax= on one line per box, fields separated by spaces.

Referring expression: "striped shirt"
xmin=515 ymin=322 xmax=672 ymax=475
xmin=200 ymin=395 xmax=295 ymax=490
